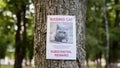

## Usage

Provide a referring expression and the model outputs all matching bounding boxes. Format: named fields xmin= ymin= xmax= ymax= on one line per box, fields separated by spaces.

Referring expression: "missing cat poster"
xmin=46 ymin=15 xmax=76 ymax=60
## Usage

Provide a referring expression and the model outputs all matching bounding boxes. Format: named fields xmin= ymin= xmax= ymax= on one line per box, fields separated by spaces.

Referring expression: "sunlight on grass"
xmin=0 ymin=65 xmax=34 ymax=68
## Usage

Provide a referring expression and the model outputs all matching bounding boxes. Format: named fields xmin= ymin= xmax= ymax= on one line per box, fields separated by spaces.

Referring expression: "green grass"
xmin=85 ymin=65 xmax=120 ymax=68
xmin=1 ymin=65 xmax=120 ymax=68
xmin=1 ymin=65 xmax=98 ymax=68
xmin=0 ymin=65 xmax=34 ymax=68
xmin=85 ymin=65 xmax=104 ymax=68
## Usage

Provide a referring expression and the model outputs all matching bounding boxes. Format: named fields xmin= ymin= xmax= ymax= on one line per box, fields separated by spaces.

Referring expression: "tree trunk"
xmin=86 ymin=59 xmax=89 ymax=68
xmin=0 ymin=59 xmax=1 ymax=68
xmin=22 ymin=4 xmax=27 ymax=66
xmin=103 ymin=0 xmax=110 ymax=68
xmin=14 ymin=11 xmax=23 ymax=68
xmin=14 ymin=4 xmax=27 ymax=68
xmin=34 ymin=0 xmax=87 ymax=68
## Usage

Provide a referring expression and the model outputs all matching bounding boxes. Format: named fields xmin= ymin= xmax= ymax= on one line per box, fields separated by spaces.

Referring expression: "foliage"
xmin=86 ymin=0 xmax=106 ymax=61
xmin=0 ymin=0 xmax=120 ymax=67
xmin=86 ymin=0 xmax=120 ymax=65
xmin=0 ymin=0 xmax=6 ymax=8
xmin=0 ymin=0 xmax=34 ymax=66
xmin=0 ymin=2 xmax=14 ymax=59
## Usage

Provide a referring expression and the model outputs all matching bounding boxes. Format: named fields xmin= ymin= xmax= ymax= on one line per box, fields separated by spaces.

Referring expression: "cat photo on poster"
xmin=50 ymin=22 xmax=73 ymax=44
xmin=46 ymin=15 xmax=76 ymax=60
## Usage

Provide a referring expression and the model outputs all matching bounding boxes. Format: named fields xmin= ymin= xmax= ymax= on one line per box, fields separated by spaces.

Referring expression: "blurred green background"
xmin=0 ymin=0 xmax=120 ymax=68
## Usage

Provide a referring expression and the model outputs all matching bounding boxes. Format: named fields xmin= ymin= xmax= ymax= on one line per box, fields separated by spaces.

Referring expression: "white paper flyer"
xmin=46 ymin=15 xmax=76 ymax=60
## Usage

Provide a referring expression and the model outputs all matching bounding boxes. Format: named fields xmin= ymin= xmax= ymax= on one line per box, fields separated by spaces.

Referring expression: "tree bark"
xmin=34 ymin=0 xmax=87 ymax=68
xmin=14 ymin=4 xmax=27 ymax=68
xmin=14 ymin=11 xmax=23 ymax=68
xmin=22 ymin=4 xmax=27 ymax=66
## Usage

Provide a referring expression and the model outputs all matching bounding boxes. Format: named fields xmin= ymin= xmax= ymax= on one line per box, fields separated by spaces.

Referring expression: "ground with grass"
xmin=0 ymin=65 xmax=34 ymax=68
xmin=1 ymin=65 xmax=120 ymax=68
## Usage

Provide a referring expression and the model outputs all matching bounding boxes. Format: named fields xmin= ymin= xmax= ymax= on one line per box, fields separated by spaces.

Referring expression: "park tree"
xmin=3 ymin=0 xmax=34 ymax=68
xmin=109 ymin=0 xmax=120 ymax=67
xmin=34 ymin=0 xmax=87 ymax=68
xmin=86 ymin=0 xmax=106 ymax=67
xmin=86 ymin=0 xmax=120 ymax=68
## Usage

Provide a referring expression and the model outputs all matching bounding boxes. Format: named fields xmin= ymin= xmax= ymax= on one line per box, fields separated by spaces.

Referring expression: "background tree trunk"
xmin=34 ymin=0 xmax=87 ymax=68
xmin=14 ymin=11 xmax=22 ymax=68
xmin=14 ymin=3 xmax=27 ymax=68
